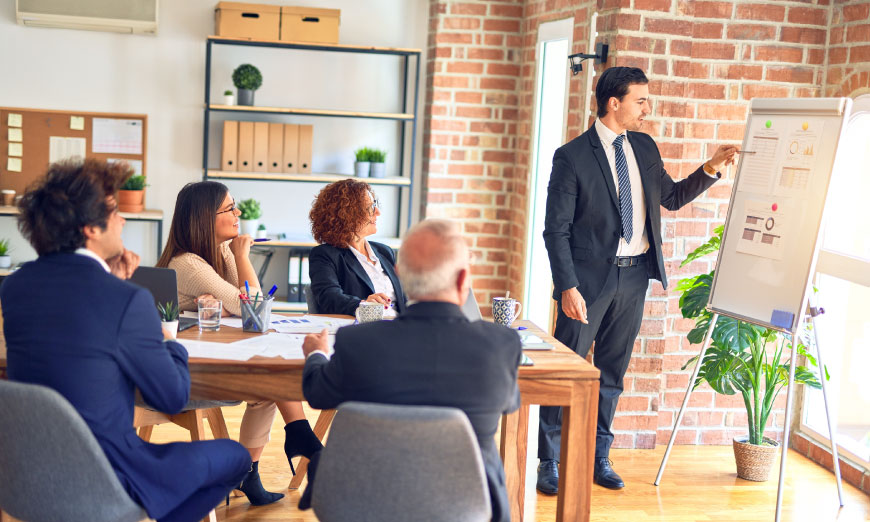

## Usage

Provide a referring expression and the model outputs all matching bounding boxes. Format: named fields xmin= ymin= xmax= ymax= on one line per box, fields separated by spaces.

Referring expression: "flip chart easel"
xmin=654 ymin=98 xmax=852 ymax=522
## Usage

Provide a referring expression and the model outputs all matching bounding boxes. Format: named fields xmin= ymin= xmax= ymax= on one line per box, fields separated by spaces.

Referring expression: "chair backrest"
xmin=312 ymin=401 xmax=491 ymax=522
xmin=461 ymin=286 xmax=482 ymax=321
xmin=0 ymin=380 xmax=147 ymax=522
xmin=304 ymin=285 xmax=319 ymax=314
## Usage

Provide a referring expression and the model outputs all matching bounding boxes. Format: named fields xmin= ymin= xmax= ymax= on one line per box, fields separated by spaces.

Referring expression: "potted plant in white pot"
xmin=118 ymin=174 xmax=146 ymax=213
xmin=0 ymin=239 xmax=11 ymax=269
xmin=223 ymin=89 xmax=234 ymax=106
xmin=232 ymin=64 xmax=262 ymax=106
xmin=256 ymin=223 xmax=267 ymax=239
xmin=157 ymin=301 xmax=179 ymax=338
xmin=237 ymin=198 xmax=262 ymax=236
xmin=354 ymin=147 xmax=371 ymax=177
xmin=370 ymin=148 xmax=387 ymax=178
xmin=678 ymin=226 xmax=825 ymax=481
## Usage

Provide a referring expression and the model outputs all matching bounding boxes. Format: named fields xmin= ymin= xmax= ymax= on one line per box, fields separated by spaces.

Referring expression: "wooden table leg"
xmin=288 ymin=409 xmax=335 ymax=490
xmin=557 ymin=381 xmax=598 ymax=522
xmin=500 ymin=403 xmax=529 ymax=522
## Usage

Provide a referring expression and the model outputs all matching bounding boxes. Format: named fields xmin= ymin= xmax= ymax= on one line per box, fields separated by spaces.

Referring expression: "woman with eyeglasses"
xmin=308 ymin=179 xmax=407 ymax=316
xmin=157 ymin=181 xmax=322 ymax=507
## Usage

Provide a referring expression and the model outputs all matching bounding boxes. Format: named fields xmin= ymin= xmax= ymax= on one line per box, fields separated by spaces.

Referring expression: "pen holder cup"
xmin=241 ymin=296 xmax=273 ymax=333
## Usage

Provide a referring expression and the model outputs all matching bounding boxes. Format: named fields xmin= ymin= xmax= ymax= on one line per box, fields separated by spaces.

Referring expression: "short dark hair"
xmin=595 ymin=66 xmax=649 ymax=118
xmin=17 ymin=159 xmax=130 ymax=256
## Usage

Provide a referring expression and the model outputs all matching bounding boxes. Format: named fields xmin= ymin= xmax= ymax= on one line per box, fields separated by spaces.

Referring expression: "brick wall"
xmin=424 ymin=0 xmax=867 ymax=449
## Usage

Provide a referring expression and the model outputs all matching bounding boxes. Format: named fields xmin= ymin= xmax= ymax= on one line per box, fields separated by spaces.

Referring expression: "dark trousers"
xmin=158 ymin=439 xmax=251 ymax=522
xmin=538 ymin=260 xmax=649 ymax=460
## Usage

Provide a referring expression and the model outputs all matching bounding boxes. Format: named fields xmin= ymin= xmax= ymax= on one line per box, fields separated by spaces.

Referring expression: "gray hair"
xmin=397 ymin=219 xmax=468 ymax=299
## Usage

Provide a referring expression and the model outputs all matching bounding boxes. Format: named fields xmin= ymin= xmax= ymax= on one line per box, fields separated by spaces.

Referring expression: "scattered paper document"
xmin=231 ymin=333 xmax=307 ymax=360
xmin=520 ymin=333 xmax=553 ymax=350
xmin=49 ymin=137 xmax=86 ymax=163
xmin=70 ymin=116 xmax=85 ymax=131
xmin=8 ymin=143 xmax=22 ymax=157
xmin=179 ymin=339 xmax=257 ymax=361
xmin=7 ymin=113 xmax=22 ymax=127
xmin=6 ymin=158 xmax=22 ymax=172
xmin=271 ymin=315 xmax=355 ymax=334
xmin=8 ymin=128 xmax=22 ymax=142
xmin=93 ymin=118 xmax=143 ymax=154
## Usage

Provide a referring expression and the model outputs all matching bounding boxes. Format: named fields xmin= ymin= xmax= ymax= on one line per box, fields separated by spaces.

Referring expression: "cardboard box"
xmin=280 ymin=6 xmax=339 ymax=44
xmin=215 ymin=2 xmax=280 ymax=40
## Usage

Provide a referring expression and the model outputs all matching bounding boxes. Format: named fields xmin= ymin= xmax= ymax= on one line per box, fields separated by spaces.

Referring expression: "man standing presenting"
xmin=536 ymin=67 xmax=737 ymax=493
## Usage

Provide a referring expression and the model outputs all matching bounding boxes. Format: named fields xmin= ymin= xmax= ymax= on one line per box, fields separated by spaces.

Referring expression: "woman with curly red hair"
xmin=308 ymin=179 xmax=406 ymax=316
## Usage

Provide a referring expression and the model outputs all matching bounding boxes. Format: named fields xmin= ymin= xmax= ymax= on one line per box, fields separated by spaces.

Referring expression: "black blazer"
xmin=543 ymin=125 xmax=719 ymax=302
xmin=303 ymin=302 xmax=522 ymax=522
xmin=308 ymin=241 xmax=407 ymax=316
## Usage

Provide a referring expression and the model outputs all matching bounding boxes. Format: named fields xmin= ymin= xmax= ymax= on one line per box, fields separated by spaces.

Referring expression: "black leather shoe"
xmin=536 ymin=459 xmax=559 ymax=495
xmin=594 ymin=457 xmax=625 ymax=489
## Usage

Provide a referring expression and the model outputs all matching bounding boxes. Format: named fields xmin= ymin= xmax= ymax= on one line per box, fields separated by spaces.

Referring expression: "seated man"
xmin=300 ymin=218 xmax=522 ymax=522
xmin=1 ymin=159 xmax=250 ymax=522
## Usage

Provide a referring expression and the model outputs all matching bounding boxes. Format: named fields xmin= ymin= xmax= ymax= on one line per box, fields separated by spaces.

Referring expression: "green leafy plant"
xmin=157 ymin=301 xmax=179 ymax=322
xmin=354 ymin=147 xmax=371 ymax=162
xmin=120 ymin=175 xmax=147 ymax=191
xmin=237 ymin=198 xmax=262 ymax=220
xmin=0 ymin=239 xmax=10 ymax=256
xmin=257 ymin=223 xmax=266 ymax=231
xmin=678 ymin=225 xmax=825 ymax=446
xmin=369 ymin=149 xmax=386 ymax=163
xmin=232 ymin=64 xmax=262 ymax=91
xmin=223 ymin=89 xmax=233 ymax=96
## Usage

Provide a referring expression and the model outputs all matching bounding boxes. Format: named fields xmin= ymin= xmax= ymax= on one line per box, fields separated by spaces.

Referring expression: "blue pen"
xmin=515 ymin=326 xmax=527 ymax=330
xmin=267 ymin=284 xmax=278 ymax=297
xmin=253 ymin=238 xmax=271 ymax=242
xmin=244 ymin=280 xmax=250 ymax=298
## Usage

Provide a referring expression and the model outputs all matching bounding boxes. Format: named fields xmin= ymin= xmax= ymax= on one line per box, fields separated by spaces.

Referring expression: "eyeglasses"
xmin=369 ymin=197 xmax=380 ymax=215
xmin=216 ymin=202 xmax=236 ymax=215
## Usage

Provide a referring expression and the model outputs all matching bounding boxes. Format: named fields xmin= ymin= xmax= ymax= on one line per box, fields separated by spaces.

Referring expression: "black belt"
xmin=608 ymin=254 xmax=646 ymax=267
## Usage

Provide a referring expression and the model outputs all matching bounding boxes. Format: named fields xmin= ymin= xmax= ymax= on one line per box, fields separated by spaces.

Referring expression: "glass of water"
xmin=197 ymin=298 xmax=222 ymax=332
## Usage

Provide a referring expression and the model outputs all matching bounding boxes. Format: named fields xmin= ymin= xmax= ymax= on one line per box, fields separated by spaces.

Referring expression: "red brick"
xmin=693 ymin=22 xmax=724 ymax=39
xmin=483 ymin=19 xmax=520 ymax=33
xmin=490 ymin=4 xmax=523 ymax=17
xmin=433 ymin=75 xmax=470 ymax=88
xmin=755 ymin=45 xmax=803 ymax=63
xmin=675 ymin=61 xmax=711 ymax=78
xmin=612 ymin=414 xmax=658 ymax=431
xmin=697 ymin=103 xmax=747 ymax=121
xmin=455 ymin=106 xmax=491 ymax=119
xmin=694 ymin=1 xmax=733 ymax=19
xmin=428 ymin=177 xmax=463 ymax=189
xmin=482 ymin=150 xmax=514 ymax=163
xmin=743 ymin=84 xmax=790 ymax=100
xmin=657 ymin=428 xmax=697 ymax=445
xmin=442 ymin=207 xmax=481 ymax=219
xmin=456 ymin=193 xmax=493 ymax=205
xmin=635 ymin=0 xmax=671 ymax=12
xmin=469 ymin=121 xmax=505 ymax=133
xmin=714 ymin=64 xmax=763 ymax=80
xmin=427 ymin=192 xmax=453 ymax=203
xmin=430 ymin=118 xmax=467 ymax=131
xmin=844 ymin=3 xmax=870 ymax=23
xmin=846 ymin=24 xmax=870 ymax=42
xmin=735 ymin=4 xmax=785 ymax=22
xmin=483 ymin=33 xmax=503 ymax=46
xmin=446 ymin=163 xmax=482 ymax=175
xmin=685 ymin=122 xmax=715 ymax=138
xmin=487 ymin=63 xmax=521 ymax=76
xmin=450 ymin=2 xmax=487 ymax=15
xmin=726 ymin=23 xmax=775 ymax=41
xmin=671 ymin=39 xmax=693 ymax=57
xmin=480 ymin=78 xmax=516 ymax=91
xmin=781 ymin=26 xmax=827 ymax=45
xmin=467 ymin=47 xmax=504 ymax=60
xmin=454 ymin=91 xmax=482 ymax=104
xmin=787 ymin=6 xmax=828 ymax=26
xmin=435 ymin=32 xmax=473 ymax=44
xmin=446 ymin=61 xmax=484 ymax=74
xmin=658 ymin=101 xmax=694 ymax=118
xmin=691 ymin=42 xmax=736 ymax=60
xmin=613 ymin=55 xmax=650 ymax=70
xmin=653 ymin=59 xmax=669 ymax=75
xmin=616 ymin=13 xmax=641 ymax=31
xmin=443 ymin=17 xmax=480 ymax=30
xmin=851 ymin=45 xmax=870 ymax=63
xmin=765 ymin=66 xmax=814 ymax=84
xmin=645 ymin=18 xmax=692 ymax=36
xmin=616 ymin=396 xmax=652 ymax=412
xmin=687 ymin=83 xmax=725 ymax=99
xmin=828 ymin=46 xmax=847 ymax=65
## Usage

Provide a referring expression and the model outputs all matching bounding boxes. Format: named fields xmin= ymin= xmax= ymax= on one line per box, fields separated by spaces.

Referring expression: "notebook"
xmin=129 ymin=266 xmax=197 ymax=331
xmin=519 ymin=332 xmax=554 ymax=350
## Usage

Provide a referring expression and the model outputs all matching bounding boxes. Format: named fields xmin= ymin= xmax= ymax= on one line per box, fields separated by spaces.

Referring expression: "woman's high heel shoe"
xmin=284 ymin=419 xmax=324 ymax=475
xmin=238 ymin=461 xmax=284 ymax=506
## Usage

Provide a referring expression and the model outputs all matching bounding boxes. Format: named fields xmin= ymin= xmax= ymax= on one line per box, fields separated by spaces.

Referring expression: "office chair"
xmin=0 ymin=380 xmax=147 ymax=522
xmin=304 ymin=285 xmax=319 ymax=314
xmin=311 ymin=401 xmax=491 ymax=522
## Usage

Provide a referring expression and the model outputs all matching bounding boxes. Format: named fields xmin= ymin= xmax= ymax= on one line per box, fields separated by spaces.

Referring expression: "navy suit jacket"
xmin=308 ymin=241 xmax=407 ymax=316
xmin=303 ymin=302 xmax=522 ymax=522
xmin=543 ymin=126 xmax=719 ymax=302
xmin=1 ymin=253 xmax=200 ymax=519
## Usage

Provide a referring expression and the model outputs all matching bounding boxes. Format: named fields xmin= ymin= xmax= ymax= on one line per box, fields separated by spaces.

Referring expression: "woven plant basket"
xmin=733 ymin=436 xmax=779 ymax=481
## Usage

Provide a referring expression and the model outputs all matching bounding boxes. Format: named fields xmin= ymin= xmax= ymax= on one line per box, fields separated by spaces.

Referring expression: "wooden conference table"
xmin=0 ymin=316 xmax=599 ymax=522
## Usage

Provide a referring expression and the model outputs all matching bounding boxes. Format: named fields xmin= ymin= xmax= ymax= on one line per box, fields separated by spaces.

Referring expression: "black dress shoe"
xmin=536 ymin=459 xmax=559 ymax=495
xmin=593 ymin=457 xmax=625 ymax=489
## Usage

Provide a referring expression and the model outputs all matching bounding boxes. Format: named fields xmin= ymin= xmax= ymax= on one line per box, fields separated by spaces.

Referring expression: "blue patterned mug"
xmin=492 ymin=297 xmax=522 ymax=327
xmin=355 ymin=301 xmax=385 ymax=323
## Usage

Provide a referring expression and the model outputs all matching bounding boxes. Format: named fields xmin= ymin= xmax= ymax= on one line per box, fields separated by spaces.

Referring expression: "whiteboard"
xmin=709 ymin=98 xmax=852 ymax=333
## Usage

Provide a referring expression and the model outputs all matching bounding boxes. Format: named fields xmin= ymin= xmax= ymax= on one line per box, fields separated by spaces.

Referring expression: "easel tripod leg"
xmin=775 ymin=332 xmax=799 ymax=522
xmin=654 ymin=313 xmax=719 ymax=486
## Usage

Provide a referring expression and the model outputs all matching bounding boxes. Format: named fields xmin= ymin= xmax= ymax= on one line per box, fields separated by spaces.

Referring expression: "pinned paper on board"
xmin=108 ymin=158 xmax=143 ymax=175
xmin=7 ymin=113 xmax=22 ymax=127
xmin=736 ymin=199 xmax=788 ymax=260
xmin=774 ymin=123 xmax=824 ymax=196
xmin=8 ymin=143 xmax=22 ymax=157
xmin=70 ymin=116 xmax=85 ymax=131
xmin=7 ymin=158 xmax=22 ymax=172
xmin=8 ymin=128 xmax=22 ymax=142
xmin=93 ymin=118 xmax=142 ymax=154
xmin=49 ymin=137 xmax=87 ymax=164
xmin=737 ymin=123 xmax=780 ymax=194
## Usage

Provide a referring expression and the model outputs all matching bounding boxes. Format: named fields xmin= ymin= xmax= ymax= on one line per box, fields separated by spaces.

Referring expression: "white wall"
xmin=0 ymin=0 xmax=428 ymax=291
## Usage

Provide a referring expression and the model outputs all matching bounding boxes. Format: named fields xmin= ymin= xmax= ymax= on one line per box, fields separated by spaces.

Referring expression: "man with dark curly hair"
xmin=2 ymin=159 xmax=251 ymax=522
xmin=308 ymin=179 xmax=407 ymax=315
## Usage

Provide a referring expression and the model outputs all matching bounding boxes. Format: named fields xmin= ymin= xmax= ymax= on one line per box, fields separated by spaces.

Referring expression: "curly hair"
xmin=18 ymin=158 xmax=131 ymax=256
xmin=309 ymin=179 xmax=376 ymax=248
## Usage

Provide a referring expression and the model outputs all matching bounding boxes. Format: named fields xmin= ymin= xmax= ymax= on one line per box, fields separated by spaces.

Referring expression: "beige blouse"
xmin=169 ymin=242 xmax=259 ymax=317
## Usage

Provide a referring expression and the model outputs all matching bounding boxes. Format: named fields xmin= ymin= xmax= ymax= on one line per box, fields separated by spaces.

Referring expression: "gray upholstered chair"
xmin=312 ymin=401 xmax=491 ymax=522
xmin=304 ymin=285 xmax=319 ymax=314
xmin=0 ymin=380 xmax=147 ymax=522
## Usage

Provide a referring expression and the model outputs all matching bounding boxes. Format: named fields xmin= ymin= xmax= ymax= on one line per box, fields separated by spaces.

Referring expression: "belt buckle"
xmin=617 ymin=257 xmax=630 ymax=267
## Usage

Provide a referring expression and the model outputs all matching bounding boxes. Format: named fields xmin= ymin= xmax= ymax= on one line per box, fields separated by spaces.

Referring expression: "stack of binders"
xmin=221 ymin=120 xmax=313 ymax=174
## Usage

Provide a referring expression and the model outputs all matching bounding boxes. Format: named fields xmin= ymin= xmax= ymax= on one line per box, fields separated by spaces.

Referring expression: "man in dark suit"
xmin=536 ymin=67 xmax=737 ymax=493
xmin=2 ymin=159 xmax=250 ymax=522
xmin=300 ymin=219 xmax=522 ymax=522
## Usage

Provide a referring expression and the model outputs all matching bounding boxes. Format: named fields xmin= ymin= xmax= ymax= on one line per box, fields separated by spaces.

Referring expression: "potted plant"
xmin=118 ymin=174 xmax=146 ymax=213
xmin=232 ymin=64 xmax=262 ymax=106
xmin=678 ymin=225 xmax=824 ymax=481
xmin=354 ymin=147 xmax=371 ymax=177
xmin=256 ymin=223 xmax=267 ymax=239
xmin=223 ymin=89 xmax=234 ymax=106
xmin=157 ymin=301 xmax=179 ymax=338
xmin=369 ymin=148 xmax=387 ymax=178
xmin=0 ymin=239 xmax=11 ymax=269
xmin=237 ymin=198 xmax=262 ymax=236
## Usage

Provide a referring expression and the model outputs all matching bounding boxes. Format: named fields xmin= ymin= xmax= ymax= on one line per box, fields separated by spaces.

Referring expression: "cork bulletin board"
xmin=0 ymin=107 xmax=148 ymax=196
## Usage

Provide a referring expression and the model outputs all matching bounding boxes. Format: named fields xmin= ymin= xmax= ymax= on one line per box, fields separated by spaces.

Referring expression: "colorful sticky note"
xmin=70 ymin=116 xmax=85 ymax=131
xmin=7 ymin=158 xmax=22 ymax=172
xmin=8 ymin=128 xmax=22 ymax=142
xmin=7 ymin=113 xmax=22 ymax=127
xmin=765 ymin=120 xmax=772 ymax=129
xmin=8 ymin=143 xmax=22 ymax=157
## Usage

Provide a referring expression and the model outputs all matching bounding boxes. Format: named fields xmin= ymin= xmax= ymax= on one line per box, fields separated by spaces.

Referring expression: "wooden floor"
xmin=143 ymin=403 xmax=869 ymax=522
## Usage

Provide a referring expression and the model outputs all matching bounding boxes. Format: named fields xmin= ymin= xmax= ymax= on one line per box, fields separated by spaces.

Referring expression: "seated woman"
xmin=308 ymin=179 xmax=406 ymax=316
xmin=157 ymin=181 xmax=322 ymax=506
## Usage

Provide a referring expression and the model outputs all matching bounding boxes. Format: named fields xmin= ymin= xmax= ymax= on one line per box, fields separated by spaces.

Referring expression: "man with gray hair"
xmin=300 ymin=218 xmax=522 ymax=521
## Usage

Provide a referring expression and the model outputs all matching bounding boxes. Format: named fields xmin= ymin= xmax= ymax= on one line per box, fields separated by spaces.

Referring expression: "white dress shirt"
xmin=75 ymin=247 xmax=110 ymax=272
xmin=594 ymin=119 xmax=650 ymax=257
xmin=349 ymin=240 xmax=398 ymax=318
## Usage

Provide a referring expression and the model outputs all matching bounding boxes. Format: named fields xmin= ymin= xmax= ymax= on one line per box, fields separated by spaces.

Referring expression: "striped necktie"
xmin=612 ymin=134 xmax=633 ymax=243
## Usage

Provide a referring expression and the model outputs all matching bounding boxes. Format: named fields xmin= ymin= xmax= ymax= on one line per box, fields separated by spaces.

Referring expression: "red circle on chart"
xmin=772 ymin=203 xmax=778 ymax=211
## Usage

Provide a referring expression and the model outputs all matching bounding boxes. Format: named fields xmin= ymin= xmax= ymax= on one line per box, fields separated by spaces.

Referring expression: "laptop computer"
xmin=129 ymin=266 xmax=198 ymax=331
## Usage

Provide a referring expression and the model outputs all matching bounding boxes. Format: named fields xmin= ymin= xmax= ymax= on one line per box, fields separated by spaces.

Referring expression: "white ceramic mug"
xmin=492 ymin=297 xmax=522 ymax=327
